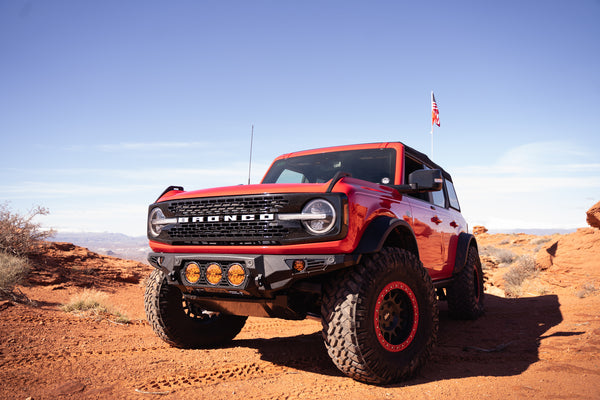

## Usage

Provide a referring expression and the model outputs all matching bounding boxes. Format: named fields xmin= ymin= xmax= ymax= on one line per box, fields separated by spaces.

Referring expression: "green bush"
xmin=0 ymin=203 xmax=54 ymax=256
xmin=0 ymin=252 xmax=31 ymax=299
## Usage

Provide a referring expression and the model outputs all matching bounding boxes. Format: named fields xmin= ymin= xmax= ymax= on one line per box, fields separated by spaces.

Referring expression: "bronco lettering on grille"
xmin=177 ymin=213 xmax=275 ymax=223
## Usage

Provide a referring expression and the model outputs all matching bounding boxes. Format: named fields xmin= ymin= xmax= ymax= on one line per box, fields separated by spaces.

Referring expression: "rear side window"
xmin=403 ymin=156 xmax=429 ymax=202
xmin=446 ymin=180 xmax=461 ymax=211
xmin=431 ymin=185 xmax=446 ymax=208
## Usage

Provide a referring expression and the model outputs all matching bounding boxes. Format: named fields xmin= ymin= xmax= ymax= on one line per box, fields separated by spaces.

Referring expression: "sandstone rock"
xmin=0 ymin=300 xmax=13 ymax=310
xmin=534 ymin=228 xmax=600 ymax=273
xmin=586 ymin=200 xmax=600 ymax=229
xmin=52 ymin=242 xmax=76 ymax=251
xmin=535 ymin=241 xmax=557 ymax=271
xmin=473 ymin=225 xmax=488 ymax=235
xmin=481 ymin=255 xmax=499 ymax=270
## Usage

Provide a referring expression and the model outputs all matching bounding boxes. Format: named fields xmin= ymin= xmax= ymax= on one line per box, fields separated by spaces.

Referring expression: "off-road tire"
xmin=144 ymin=269 xmax=247 ymax=348
xmin=447 ymin=246 xmax=484 ymax=320
xmin=321 ymin=247 xmax=438 ymax=384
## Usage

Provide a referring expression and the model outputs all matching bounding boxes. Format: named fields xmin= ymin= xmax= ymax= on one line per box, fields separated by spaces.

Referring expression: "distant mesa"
xmin=586 ymin=200 xmax=600 ymax=230
xmin=473 ymin=225 xmax=488 ymax=235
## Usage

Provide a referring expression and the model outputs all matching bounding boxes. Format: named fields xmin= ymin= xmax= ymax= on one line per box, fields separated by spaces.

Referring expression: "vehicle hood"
xmin=155 ymin=182 xmax=333 ymax=203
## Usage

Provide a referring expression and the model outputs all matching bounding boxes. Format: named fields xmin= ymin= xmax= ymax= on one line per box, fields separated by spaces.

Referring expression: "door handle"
xmin=431 ymin=216 xmax=442 ymax=225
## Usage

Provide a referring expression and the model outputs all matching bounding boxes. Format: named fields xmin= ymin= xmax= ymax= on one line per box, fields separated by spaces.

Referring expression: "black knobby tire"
xmin=446 ymin=246 xmax=484 ymax=320
xmin=144 ymin=269 xmax=247 ymax=348
xmin=321 ymin=247 xmax=439 ymax=384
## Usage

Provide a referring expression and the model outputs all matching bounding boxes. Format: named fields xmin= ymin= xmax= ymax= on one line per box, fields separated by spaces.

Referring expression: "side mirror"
xmin=393 ymin=169 xmax=444 ymax=193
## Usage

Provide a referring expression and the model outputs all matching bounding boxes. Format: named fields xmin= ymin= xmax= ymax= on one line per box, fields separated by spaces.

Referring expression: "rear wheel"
xmin=447 ymin=246 xmax=484 ymax=319
xmin=144 ymin=269 xmax=247 ymax=348
xmin=321 ymin=247 xmax=438 ymax=384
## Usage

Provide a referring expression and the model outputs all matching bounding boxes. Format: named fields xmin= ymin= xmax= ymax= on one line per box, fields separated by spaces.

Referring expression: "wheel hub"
xmin=374 ymin=281 xmax=419 ymax=352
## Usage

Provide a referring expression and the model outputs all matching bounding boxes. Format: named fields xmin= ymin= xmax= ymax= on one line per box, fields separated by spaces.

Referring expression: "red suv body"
xmin=144 ymin=142 xmax=483 ymax=384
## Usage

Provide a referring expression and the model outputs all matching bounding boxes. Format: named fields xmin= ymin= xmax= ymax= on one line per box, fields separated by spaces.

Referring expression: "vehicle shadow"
xmin=233 ymin=331 xmax=340 ymax=377
xmin=414 ymin=293 xmax=568 ymax=385
xmin=234 ymin=294 xmax=572 ymax=383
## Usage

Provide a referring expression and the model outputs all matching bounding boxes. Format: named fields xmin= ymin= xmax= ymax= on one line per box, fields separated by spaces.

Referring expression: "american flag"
xmin=431 ymin=92 xmax=440 ymax=127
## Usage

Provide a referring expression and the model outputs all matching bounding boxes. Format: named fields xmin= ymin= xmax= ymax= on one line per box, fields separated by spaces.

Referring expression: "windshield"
xmin=262 ymin=148 xmax=396 ymax=185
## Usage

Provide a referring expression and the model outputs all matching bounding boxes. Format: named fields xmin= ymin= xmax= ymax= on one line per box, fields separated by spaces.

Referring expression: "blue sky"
xmin=1 ymin=0 xmax=599 ymax=236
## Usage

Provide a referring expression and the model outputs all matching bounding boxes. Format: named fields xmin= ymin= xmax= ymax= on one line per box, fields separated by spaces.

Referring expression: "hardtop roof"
xmin=275 ymin=142 xmax=453 ymax=182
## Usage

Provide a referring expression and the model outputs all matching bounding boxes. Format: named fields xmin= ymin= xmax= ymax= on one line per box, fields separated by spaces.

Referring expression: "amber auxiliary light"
xmin=292 ymin=260 xmax=306 ymax=272
xmin=184 ymin=262 xmax=201 ymax=284
xmin=206 ymin=263 xmax=223 ymax=285
xmin=227 ymin=263 xmax=245 ymax=286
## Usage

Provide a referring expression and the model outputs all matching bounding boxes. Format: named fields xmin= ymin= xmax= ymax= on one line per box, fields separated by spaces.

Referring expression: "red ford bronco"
xmin=144 ymin=142 xmax=484 ymax=384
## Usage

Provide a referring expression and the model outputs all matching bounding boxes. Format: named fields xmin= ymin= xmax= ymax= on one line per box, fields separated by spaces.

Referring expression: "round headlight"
xmin=148 ymin=208 xmax=166 ymax=237
xmin=227 ymin=264 xmax=245 ymax=286
xmin=205 ymin=263 xmax=223 ymax=285
xmin=301 ymin=199 xmax=336 ymax=235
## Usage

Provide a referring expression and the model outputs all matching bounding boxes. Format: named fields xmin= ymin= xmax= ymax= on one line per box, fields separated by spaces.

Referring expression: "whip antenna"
xmin=247 ymin=124 xmax=254 ymax=184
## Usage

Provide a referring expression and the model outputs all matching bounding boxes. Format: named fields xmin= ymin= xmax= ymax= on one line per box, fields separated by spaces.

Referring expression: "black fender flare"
xmin=353 ymin=216 xmax=419 ymax=257
xmin=453 ymin=232 xmax=478 ymax=276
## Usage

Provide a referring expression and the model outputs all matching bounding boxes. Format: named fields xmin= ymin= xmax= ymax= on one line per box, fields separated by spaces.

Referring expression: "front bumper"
xmin=148 ymin=252 xmax=358 ymax=297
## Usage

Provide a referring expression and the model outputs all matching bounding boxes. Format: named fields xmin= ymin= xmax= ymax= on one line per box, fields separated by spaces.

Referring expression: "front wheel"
xmin=144 ymin=269 xmax=247 ymax=348
xmin=321 ymin=247 xmax=438 ymax=384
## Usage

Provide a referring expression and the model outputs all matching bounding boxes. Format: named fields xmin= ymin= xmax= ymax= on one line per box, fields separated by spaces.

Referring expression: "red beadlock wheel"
xmin=374 ymin=281 xmax=419 ymax=352
xmin=321 ymin=247 xmax=438 ymax=384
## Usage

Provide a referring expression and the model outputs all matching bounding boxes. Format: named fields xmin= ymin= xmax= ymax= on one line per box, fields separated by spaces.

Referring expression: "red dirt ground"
xmin=1 ymin=230 xmax=599 ymax=399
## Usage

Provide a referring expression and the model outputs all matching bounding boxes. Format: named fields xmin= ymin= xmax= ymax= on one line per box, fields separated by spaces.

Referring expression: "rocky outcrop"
xmin=28 ymin=242 xmax=151 ymax=287
xmin=473 ymin=225 xmax=488 ymax=235
xmin=586 ymin=201 xmax=600 ymax=229
xmin=535 ymin=228 xmax=600 ymax=272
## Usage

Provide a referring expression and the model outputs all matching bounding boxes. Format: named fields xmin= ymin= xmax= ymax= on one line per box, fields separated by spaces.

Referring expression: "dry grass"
xmin=61 ymin=289 xmax=130 ymax=324
xmin=503 ymin=255 xmax=538 ymax=297
xmin=480 ymin=246 xmax=517 ymax=266
xmin=530 ymin=237 xmax=552 ymax=246
xmin=0 ymin=252 xmax=31 ymax=300
xmin=576 ymin=282 xmax=598 ymax=299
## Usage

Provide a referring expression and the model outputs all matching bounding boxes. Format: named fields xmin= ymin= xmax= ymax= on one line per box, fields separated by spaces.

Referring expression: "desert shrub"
xmin=576 ymin=282 xmax=598 ymax=299
xmin=0 ymin=203 xmax=55 ymax=256
xmin=536 ymin=285 xmax=551 ymax=296
xmin=530 ymin=237 xmax=552 ymax=246
xmin=0 ymin=252 xmax=31 ymax=299
xmin=503 ymin=255 xmax=537 ymax=297
xmin=480 ymin=246 xmax=517 ymax=266
xmin=61 ymin=289 xmax=130 ymax=323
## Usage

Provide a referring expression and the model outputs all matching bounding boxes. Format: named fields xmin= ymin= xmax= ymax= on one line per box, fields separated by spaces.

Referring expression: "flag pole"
xmin=431 ymin=123 xmax=434 ymax=159
xmin=430 ymin=91 xmax=434 ymax=159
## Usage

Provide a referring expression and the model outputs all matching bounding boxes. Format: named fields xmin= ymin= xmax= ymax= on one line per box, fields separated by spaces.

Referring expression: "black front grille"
xmin=169 ymin=220 xmax=289 ymax=243
xmin=167 ymin=195 xmax=289 ymax=216
xmin=158 ymin=194 xmax=296 ymax=245
xmin=150 ymin=193 xmax=347 ymax=246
